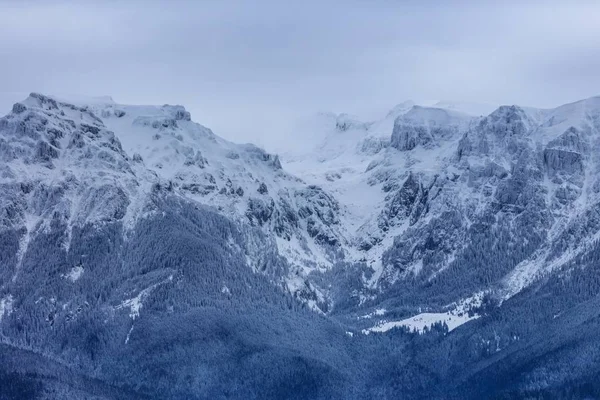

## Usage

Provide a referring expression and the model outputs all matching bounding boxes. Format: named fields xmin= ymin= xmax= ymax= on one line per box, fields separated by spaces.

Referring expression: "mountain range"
xmin=2 ymin=92 xmax=600 ymax=399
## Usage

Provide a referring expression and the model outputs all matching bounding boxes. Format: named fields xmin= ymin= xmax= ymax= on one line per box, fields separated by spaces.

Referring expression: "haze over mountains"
xmin=2 ymin=92 xmax=600 ymax=399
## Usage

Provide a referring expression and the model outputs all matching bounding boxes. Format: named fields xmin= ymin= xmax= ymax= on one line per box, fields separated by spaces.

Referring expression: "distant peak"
xmin=481 ymin=104 xmax=539 ymax=137
xmin=335 ymin=113 xmax=369 ymax=132
xmin=160 ymin=104 xmax=191 ymax=121
xmin=23 ymin=92 xmax=60 ymax=109
xmin=430 ymin=100 xmax=498 ymax=117
xmin=386 ymin=100 xmax=416 ymax=118
xmin=53 ymin=93 xmax=116 ymax=106
xmin=401 ymin=104 xmax=472 ymax=124
xmin=489 ymin=104 xmax=528 ymax=119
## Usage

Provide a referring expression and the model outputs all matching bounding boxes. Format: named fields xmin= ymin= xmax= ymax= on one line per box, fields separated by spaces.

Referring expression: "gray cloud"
xmin=1 ymin=0 xmax=599 ymax=148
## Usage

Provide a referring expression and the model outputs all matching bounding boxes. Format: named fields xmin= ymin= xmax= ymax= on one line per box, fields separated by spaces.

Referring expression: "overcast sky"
xmin=1 ymin=1 xmax=599 ymax=148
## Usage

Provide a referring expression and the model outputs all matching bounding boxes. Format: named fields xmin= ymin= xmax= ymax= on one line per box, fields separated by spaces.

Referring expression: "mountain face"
xmin=2 ymin=93 xmax=600 ymax=399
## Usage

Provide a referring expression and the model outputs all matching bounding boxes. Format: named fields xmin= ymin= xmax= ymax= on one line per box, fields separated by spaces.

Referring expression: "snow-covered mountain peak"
xmin=1 ymin=93 xmax=360 ymax=309
xmin=335 ymin=113 xmax=370 ymax=132
xmin=82 ymin=100 xmax=293 ymax=208
xmin=483 ymin=105 xmax=540 ymax=136
xmin=430 ymin=99 xmax=498 ymax=116
xmin=534 ymin=96 xmax=600 ymax=144
xmin=385 ymin=100 xmax=416 ymax=119
xmin=3 ymin=92 xmax=131 ymax=176
xmin=401 ymin=104 xmax=471 ymax=123
xmin=391 ymin=105 xmax=475 ymax=152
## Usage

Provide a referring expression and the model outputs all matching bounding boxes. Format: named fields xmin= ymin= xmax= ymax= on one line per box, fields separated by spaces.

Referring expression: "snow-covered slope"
xmin=281 ymin=104 xmax=480 ymax=277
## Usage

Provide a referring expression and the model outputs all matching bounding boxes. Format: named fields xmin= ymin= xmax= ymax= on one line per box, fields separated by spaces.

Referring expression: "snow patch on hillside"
xmin=117 ymin=275 xmax=173 ymax=319
xmin=358 ymin=308 xmax=387 ymax=319
xmin=63 ymin=266 xmax=84 ymax=282
xmin=362 ymin=293 xmax=484 ymax=334
xmin=0 ymin=295 xmax=14 ymax=322
xmin=362 ymin=311 xmax=479 ymax=334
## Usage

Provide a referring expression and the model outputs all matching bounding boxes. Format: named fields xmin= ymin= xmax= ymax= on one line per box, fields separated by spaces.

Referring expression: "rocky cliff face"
xmin=391 ymin=106 xmax=472 ymax=151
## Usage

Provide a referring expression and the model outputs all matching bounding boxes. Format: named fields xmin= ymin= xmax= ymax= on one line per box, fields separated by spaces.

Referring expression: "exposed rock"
xmin=132 ymin=153 xmax=144 ymax=163
xmin=257 ymin=182 xmax=268 ymax=194
xmin=35 ymin=141 xmax=59 ymax=163
xmin=12 ymin=103 xmax=27 ymax=114
xmin=335 ymin=114 xmax=369 ymax=132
